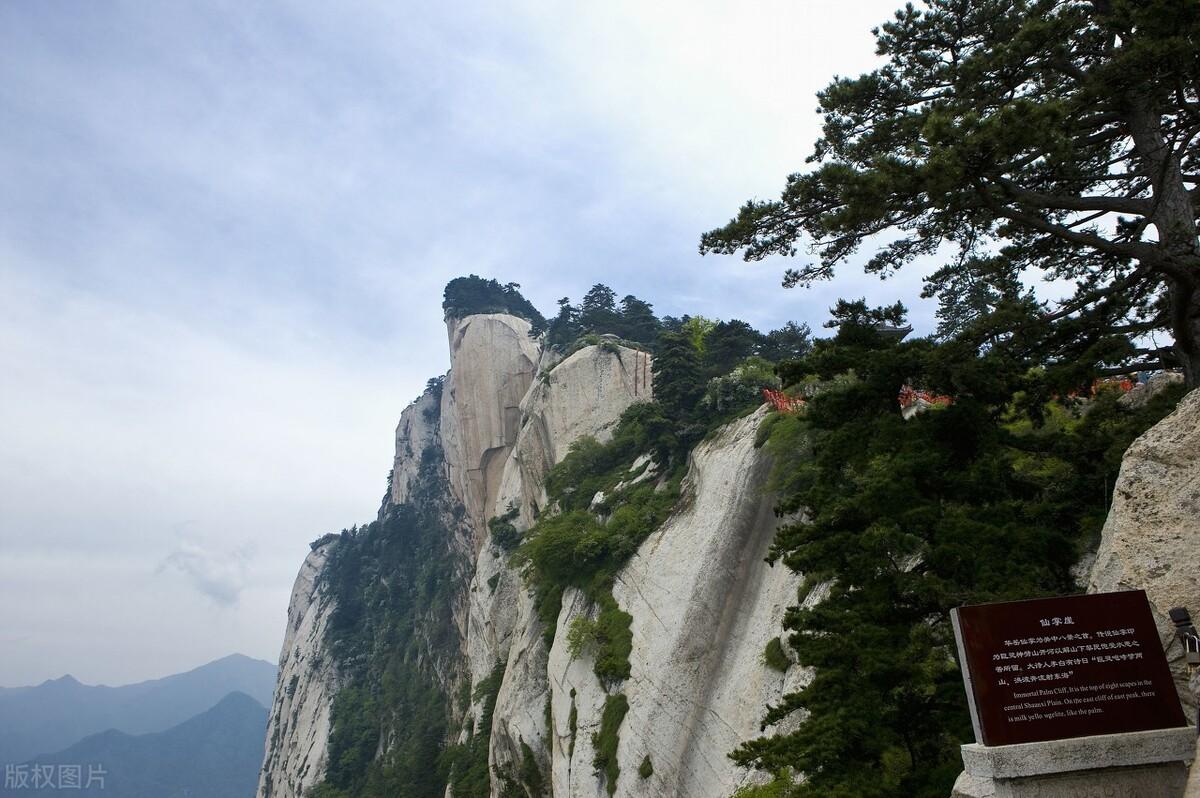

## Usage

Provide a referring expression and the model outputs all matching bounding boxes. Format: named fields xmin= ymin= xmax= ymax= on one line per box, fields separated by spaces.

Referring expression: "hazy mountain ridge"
xmin=0 ymin=690 xmax=268 ymax=798
xmin=0 ymin=653 xmax=275 ymax=766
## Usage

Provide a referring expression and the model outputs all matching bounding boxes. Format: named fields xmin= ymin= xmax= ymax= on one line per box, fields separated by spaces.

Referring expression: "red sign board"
xmin=952 ymin=590 xmax=1187 ymax=746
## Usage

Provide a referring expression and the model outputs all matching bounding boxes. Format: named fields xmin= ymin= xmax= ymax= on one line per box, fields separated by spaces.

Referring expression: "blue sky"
xmin=0 ymin=0 xmax=928 ymax=686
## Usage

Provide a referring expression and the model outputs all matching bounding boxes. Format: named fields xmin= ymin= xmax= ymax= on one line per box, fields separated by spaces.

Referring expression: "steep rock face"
xmin=548 ymin=409 xmax=809 ymax=798
xmin=258 ymin=314 xmax=561 ymax=798
xmin=468 ymin=343 xmax=657 ymax=696
xmin=261 ymin=314 xmax=812 ymax=797
xmin=494 ymin=344 xmax=654 ymax=527
xmin=1088 ymin=387 xmax=1200 ymax=710
xmin=488 ymin=586 xmax=554 ymax=787
xmin=441 ymin=314 xmax=541 ymax=548
xmin=389 ymin=380 xmax=444 ymax=506
xmin=468 ymin=344 xmax=652 ymax=789
xmin=257 ymin=543 xmax=339 ymax=798
xmin=259 ymin=378 xmax=471 ymax=798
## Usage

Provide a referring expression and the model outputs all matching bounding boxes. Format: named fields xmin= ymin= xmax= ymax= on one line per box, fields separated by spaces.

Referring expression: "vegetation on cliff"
xmin=440 ymin=662 xmax=505 ymax=798
xmin=305 ymin=276 xmax=816 ymax=797
xmin=307 ymin=415 xmax=464 ymax=798
xmin=309 ymin=267 xmax=1186 ymax=798
xmin=591 ymin=693 xmax=629 ymax=797
xmin=732 ymin=303 xmax=1185 ymax=797
xmin=505 ymin=294 xmax=811 ymax=794
xmin=513 ymin=414 xmax=685 ymax=672
xmin=514 ymin=301 xmax=805 ymax=674
xmin=515 ymin=284 xmax=812 ymax=635
xmin=703 ymin=4 xmax=1199 ymax=787
xmin=532 ymin=284 xmax=661 ymax=350
xmin=443 ymin=275 xmax=547 ymax=327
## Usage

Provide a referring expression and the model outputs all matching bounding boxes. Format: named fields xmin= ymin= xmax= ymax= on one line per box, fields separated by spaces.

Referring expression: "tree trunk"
xmin=1125 ymin=96 xmax=1200 ymax=388
xmin=1177 ymin=285 xmax=1200 ymax=388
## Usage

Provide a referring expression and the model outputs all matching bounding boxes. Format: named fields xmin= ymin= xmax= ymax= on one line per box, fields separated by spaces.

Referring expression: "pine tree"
xmin=616 ymin=295 xmax=660 ymax=344
xmin=702 ymin=0 xmax=1200 ymax=387
xmin=704 ymin=319 xmax=763 ymax=376
xmin=760 ymin=321 xmax=813 ymax=363
xmin=541 ymin=298 xmax=582 ymax=350
xmin=651 ymin=332 xmax=703 ymax=420
xmin=579 ymin=284 xmax=620 ymax=335
xmin=735 ymin=299 xmax=1186 ymax=797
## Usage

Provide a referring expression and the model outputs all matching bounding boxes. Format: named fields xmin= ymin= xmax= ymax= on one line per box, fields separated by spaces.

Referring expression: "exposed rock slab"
xmin=440 ymin=314 xmax=540 ymax=549
xmin=262 ymin=317 xmax=821 ymax=798
xmin=256 ymin=543 xmax=339 ymax=798
xmin=494 ymin=344 xmax=653 ymax=528
xmin=489 ymin=585 xmax=554 ymax=787
xmin=471 ymin=344 xmax=652 ymax=789
xmin=389 ymin=378 xmax=444 ymax=506
xmin=1088 ymin=387 xmax=1200 ymax=711
xmin=549 ymin=408 xmax=809 ymax=798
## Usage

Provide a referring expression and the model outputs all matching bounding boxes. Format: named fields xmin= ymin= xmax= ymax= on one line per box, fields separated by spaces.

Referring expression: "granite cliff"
xmin=257 ymin=305 xmax=803 ymax=797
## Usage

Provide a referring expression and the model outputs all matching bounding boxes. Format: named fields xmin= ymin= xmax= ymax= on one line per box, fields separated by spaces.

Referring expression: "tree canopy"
xmin=442 ymin=276 xmax=546 ymax=327
xmin=701 ymin=0 xmax=1200 ymax=386
xmin=533 ymin=284 xmax=665 ymax=350
xmin=735 ymin=302 xmax=1184 ymax=798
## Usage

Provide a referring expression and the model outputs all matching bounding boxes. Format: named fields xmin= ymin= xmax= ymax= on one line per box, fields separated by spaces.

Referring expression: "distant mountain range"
xmin=0 ymin=653 xmax=275 ymax=766
xmin=0 ymin=691 xmax=268 ymax=798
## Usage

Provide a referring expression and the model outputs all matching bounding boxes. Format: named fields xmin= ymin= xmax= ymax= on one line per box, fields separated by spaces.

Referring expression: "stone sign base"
xmin=951 ymin=727 xmax=1196 ymax=798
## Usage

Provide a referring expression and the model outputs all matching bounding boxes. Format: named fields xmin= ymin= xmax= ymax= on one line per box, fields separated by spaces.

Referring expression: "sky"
xmin=0 ymin=0 xmax=929 ymax=687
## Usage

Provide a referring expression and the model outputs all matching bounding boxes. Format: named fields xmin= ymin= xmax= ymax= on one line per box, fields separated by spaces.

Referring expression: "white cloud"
xmin=159 ymin=536 xmax=254 ymax=607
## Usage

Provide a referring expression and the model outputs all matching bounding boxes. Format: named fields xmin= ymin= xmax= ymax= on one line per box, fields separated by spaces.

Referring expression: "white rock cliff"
xmin=262 ymin=308 xmax=1199 ymax=798
xmin=259 ymin=313 xmax=809 ymax=797
xmin=547 ymin=408 xmax=808 ymax=798
xmin=1088 ymin=386 xmax=1200 ymax=711
xmin=440 ymin=313 xmax=541 ymax=550
xmin=257 ymin=543 xmax=340 ymax=798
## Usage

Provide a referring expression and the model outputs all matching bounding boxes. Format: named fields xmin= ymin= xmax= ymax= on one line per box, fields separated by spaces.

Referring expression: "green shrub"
xmin=307 ymin=785 xmax=351 ymax=798
xmin=638 ymin=755 xmax=654 ymax=779
xmin=763 ymin=637 xmax=790 ymax=673
xmin=731 ymin=770 xmax=799 ymax=797
xmin=439 ymin=662 xmax=506 ymax=798
xmin=518 ymin=740 xmax=544 ymax=797
xmin=562 ymin=592 xmax=632 ymax=684
xmin=566 ymin=615 xmax=598 ymax=658
xmin=795 ymin=571 xmax=830 ymax=605
xmin=534 ymin=582 xmax=565 ymax=647
xmin=592 ymin=693 xmax=629 ymax=796
xmin=702 ymin=357 xmax=780 ymax=418
xmin=567 ymin=691 xmax=578 ymax=757
xmin=488 ymin=504 xmax=522 ymax=551
xmin=591 ymin=592 xmax=633 ymax=685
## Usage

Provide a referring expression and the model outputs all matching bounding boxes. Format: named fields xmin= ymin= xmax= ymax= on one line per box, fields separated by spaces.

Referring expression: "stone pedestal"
xmin=951 ymin=727 xmax=1197 ymax=798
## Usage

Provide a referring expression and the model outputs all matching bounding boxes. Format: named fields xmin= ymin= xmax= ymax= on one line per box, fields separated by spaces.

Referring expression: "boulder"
xmin=1088 ymin=387 xmax=1200 ymax=712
